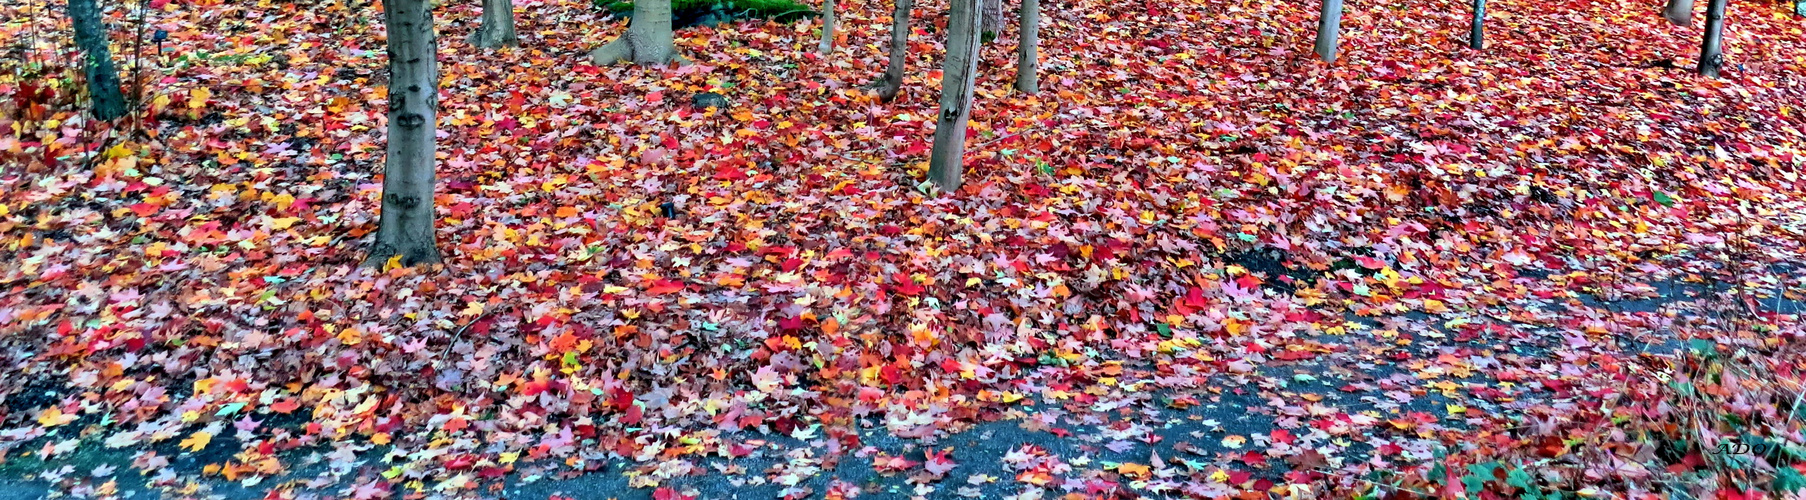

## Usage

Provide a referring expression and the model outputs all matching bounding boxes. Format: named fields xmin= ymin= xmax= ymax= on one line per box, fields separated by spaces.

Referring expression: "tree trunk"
xmin=69 ymin=0 xmax=126 ymax=120
xmin=590 ymin=0 xmax=683 ymax=65
xmin=928 ymin=0 xmax=981 ymax=193
xmin=1014 ymin=0 xmax=1038 ymax=93
xmin=1697 ymin=0 xmax=1726 ymax=77
xmin=981 ymin=0 xmax=1002 ymax=43
xmin=1663 ymin=0 xmax=1694 ymax=26
xmin=879 ymin=0 xmax=912 ymax=102
xmin=1313 ymin=0 xmax=1344 ymax=63
xmin=1469 ymin=0 xmax=1484 ymax=50
xmin=470 ymin=0 xmax=518 ymax=48
xmin=367 ymin=0 xmax=442 ymax=267
xmin=818 ymin=0 xmax=836 ymax=54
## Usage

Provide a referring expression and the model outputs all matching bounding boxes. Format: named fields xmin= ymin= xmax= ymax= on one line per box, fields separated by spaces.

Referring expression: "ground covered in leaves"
xmin=4 ymin=0 xmax=1806 ymax=498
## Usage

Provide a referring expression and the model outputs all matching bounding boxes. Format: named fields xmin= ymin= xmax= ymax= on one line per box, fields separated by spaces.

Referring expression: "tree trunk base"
xmin=362 ymin=243 xmax=443 ymax=268
xmin=590 ymin=36 xmax=691 ymax=66
xmin=469 ymin=31 xmax=519 ymax=48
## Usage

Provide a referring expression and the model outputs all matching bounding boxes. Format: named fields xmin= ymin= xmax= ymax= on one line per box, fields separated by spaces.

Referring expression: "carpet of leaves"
xmin=4 ymin=0 xmax=1806 ymax=497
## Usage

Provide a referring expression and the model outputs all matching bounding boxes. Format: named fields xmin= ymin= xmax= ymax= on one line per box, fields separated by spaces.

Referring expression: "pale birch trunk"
xmin=470 ymin=0 xmax=519 ymax=48
xmin=1314 ymin=0 xmax=1344 ymax=63
xmin=368 ymin=0 xmax=442 ymax=266
xmin=981 ymin=0 xmax=1002 ymax=42
xmin=879 ymin=0 xmax=912 ymax=102
xmin=1697 ymin=0 xmax=1726 ymax=77
xmin=928 ymin=0 xmax=981 ymax=192
xmin=1014 ymin=0 xmax=1038 ymax=93
xmin=70 ymin=0 xmax=125 ymax=120
xmin=818 ymin=0 xmax=837 ymax=54
xmin=590 ymin=0 xmax=684 ymax=65
xmin=1663 ymin=0 xmax=1694 ymax=26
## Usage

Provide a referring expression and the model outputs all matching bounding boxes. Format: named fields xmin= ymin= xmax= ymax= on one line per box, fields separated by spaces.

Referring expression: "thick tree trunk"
xmin=1469 ymin=0 xmax=1485 ymax=50
xmin=1313 ymin=0 xmax=1344 ymax=63
xmin=1663 ymin=0 xmax=1694 ymax=26
xmin=818 ymin=0 xmax=836 ymax=54
xmin=470 ymin=0 xmax=518 ymax=48
xmin=590 ymin=0 xmax=684 ymax=65
xmin=928 ymin=0 xmax=981 ymax=192
xmin=1697 ymin=0 xmax=1726 ymax=77
xmin=69 ymin=0 xmax=126 ymax=120
xmin=981 ymin=0 xmax=1002 ymax=43
xmin=1014 ymin=0 xmax=1038 ymax=93
xmin=367 ymin=0 xmax=442 ymax=267
xmin=879 ymin=0 xmax=912 ymax=102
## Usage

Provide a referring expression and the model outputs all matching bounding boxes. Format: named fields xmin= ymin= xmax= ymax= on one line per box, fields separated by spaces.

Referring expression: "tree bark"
xmin=590 ymin=0 xmax=684 ymax=66
xmin=470 ymin=0 xmax=518 ymax=48
xmin=818 ymin=0 xmax=836 ymax=54
xmin=1697 ymin=0 xmax=1726 ymax=77
xmin=879 ymin=0 xmax=912 ymax=102
xmin=1313 ymin=0 xmax=1344 ymax=63
xmin=981 ymin=0 xmax=1002 ymax=43
xmin=1014 ymin=0 xmax=1038 ymax=93
xmin=928 ymin=0 xmax=981 ymax=193
xmin=1468 ymin=0 xmax=1485 ymax=50
xmin=69 ymin=0 xmax=126 ymax=120
xmin=1663 ymin=0 xmax=1694 ymax=26
xmin=367 ymin=0 xmax=443 ymax=267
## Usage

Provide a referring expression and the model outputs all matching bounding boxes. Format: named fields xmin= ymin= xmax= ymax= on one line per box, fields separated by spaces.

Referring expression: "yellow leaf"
xmin=372 ymin=432 xmax=391 ymax=445
xmin=269 ymin=217 xmax=301 ymax=230
xmin=180 ymin=430 xmax=213 ymax=452
xmin=188 ymin=87 xmax=212 ymax=109
xmin=338 ymin=327 xmax=362 ymax=345
xmin=37 ymin=407 xmax=74 ymax=427
xmin=1117 ymin=463 xmax=1151 ymax=478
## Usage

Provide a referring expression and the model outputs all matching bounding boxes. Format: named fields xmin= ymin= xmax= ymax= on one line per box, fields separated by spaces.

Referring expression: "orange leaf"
xmin=270 ymin=399 xmax=301 ymax=414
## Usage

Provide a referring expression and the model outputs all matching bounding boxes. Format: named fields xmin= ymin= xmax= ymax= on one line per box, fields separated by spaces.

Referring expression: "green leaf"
xmin=1775 ymin=464 xmax=1806 ymax=492
xmin=216 ymin=402 xmax=247 ymax=417
xmin=1654 ymin=191 xmax=1676 ymax=207
xmin=1506 ymin=467 xmax=1533 ymax=489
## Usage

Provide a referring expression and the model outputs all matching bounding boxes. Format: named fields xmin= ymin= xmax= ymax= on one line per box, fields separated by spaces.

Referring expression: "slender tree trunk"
xmin=1663 ymin=0 xmax=1694 ymax=26
xmin=818 ymin=0 xmax=836 ymax=54
xmin=69 ymin=0 xmax=126 ymax=120
xmin=590 ymin=0 xmax=683 ymax=65
xmin=1468 ymin=0 xmax=1485 ymax=50
xmin=928 ymin=0 xmax=981 ymax=192
xmin=1314 ymin=0 xmax=1344 ymax=63
xmin=470 ymin=0 xmax=518 ymax=48
xmin=981 ymin=0 xmax=1002 ymax=43
xmin=367 ymin=0 xmax=442 ymax=267
xmin=1697 ymin=0 xmax=1726 ymax=77
xmin=879 ymin=0 xmax=912 ymax=102
xmin=1014 ymin=0 xmax=1038 ymax=93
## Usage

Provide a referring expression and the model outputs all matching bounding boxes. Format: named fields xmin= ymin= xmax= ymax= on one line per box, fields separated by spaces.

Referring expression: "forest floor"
xmin=3 ymin=0 xmax=1806 ymax=498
